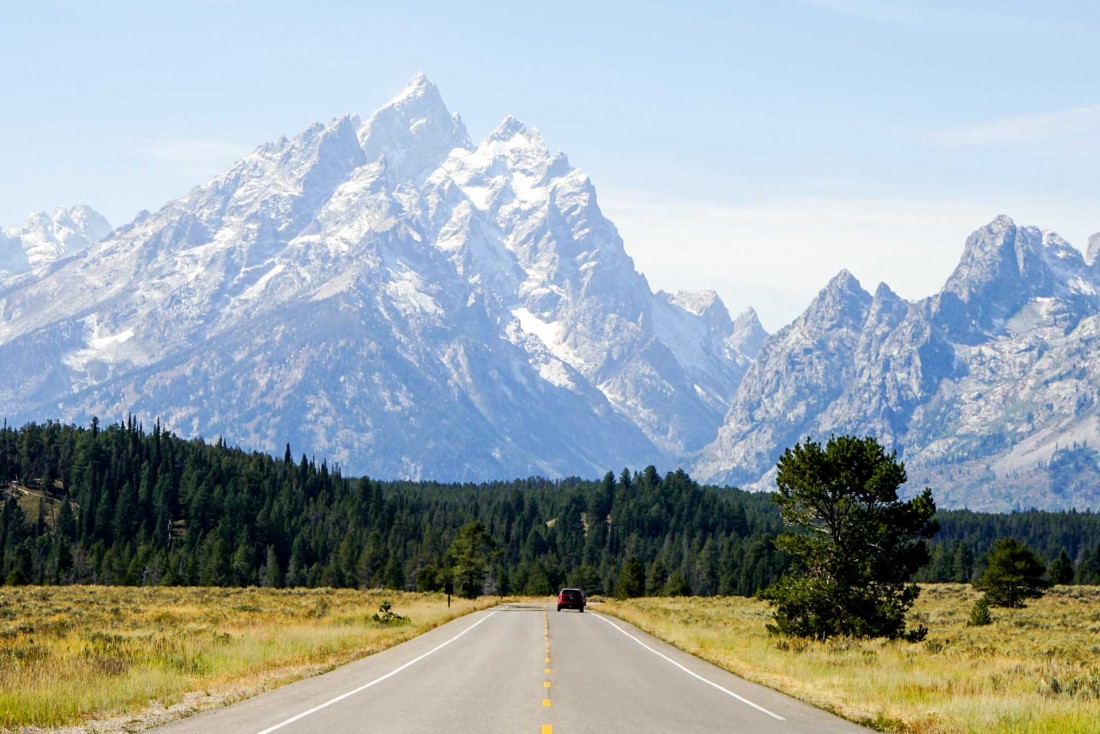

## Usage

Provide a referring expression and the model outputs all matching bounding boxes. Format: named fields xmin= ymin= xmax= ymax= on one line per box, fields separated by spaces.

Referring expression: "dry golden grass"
xmin=0 ymin=586 xmax=497 ymax=732
xmin=600 ymin=585 xmax=1100 ymax=734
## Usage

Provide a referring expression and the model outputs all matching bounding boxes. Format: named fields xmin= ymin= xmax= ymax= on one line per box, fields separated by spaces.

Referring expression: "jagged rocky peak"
xmin=1087 ymin=233 xmax=1100 ymax=267
xmin=0 ymin=205 xmax=112 ymax=272
xmin=942 ymin=214 xmax=1019 ymax=300
xmin=869 ymin=280 xmax=907 ymax=315
xmin=933 ymin=216 xmax=1091 ymax=342
xmin=474 ymin=116 xmax=572 ymax=183
xmin=873 ymin=280 xmax=899 ymax=300
xmin=27 ymin=205 xmax=112 ymax=249
xmin=1041 ymin=229 xmax=1079 ymax=254
xmin=668 ymin=289 xmax=727 ymax=318
xmin=942 ymin=215 xmax=1091 ymax=300
xmin=63 ymin=205 xmax=113 ymax=241
xmin=200 ymin=115 xmax=364 ymax=201
xmin=172 ymin=113 xmax=368 ymax=261
xmin=827 ymin=268 xmax=867 ymax=296
xmin=488 ymin=115 xmax=529 ymax=142
xmin=359 ymin=73 xmax=472 ymax=183
xmin=470 ymin=115 xmax=558 ymax=180
xmin=803 ymin=269 xmax=872 ymax=328
xmin=730 ymin=307 xmax=768 ymax=359
xmin=660 ymin=289 xmax=738 ymax=343
xmin=856 ymin=281 xmax=911 ymax=343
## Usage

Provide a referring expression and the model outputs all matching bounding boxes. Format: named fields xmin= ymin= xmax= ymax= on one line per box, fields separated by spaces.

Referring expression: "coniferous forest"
xmin=1 ymin=418 xmax=1099 ymax=594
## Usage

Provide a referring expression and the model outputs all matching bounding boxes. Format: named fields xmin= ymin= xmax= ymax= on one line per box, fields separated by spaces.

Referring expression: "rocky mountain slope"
xmin=3 ymin=77 xmax=1098 ymax=509
xmin=0 ymin=75 xmax=760 ymax=480
xmin=695 ymin=216 xmax=1100 ymax=510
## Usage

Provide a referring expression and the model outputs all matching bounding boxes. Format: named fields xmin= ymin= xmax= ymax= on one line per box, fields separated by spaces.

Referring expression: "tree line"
xmin=0 ymin=419 xmax=1097 ymax=594
xmin=914 ymin=508 xmax=1100 ymax=584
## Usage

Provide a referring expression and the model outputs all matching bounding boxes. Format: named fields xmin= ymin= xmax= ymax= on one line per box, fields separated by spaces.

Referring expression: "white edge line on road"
xmin=593 ymin=613 xmax=785 ymax=721
xmin=255 ymin=611 xmax=499 ymax=734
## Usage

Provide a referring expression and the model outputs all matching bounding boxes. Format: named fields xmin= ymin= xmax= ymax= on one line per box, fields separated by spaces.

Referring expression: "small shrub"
xmin=903 ymin=624 xmax=929 ymax=642
xmin=1039 ymin=665 xmax=1100 ymax=700
xmin=967 ymin=595 xmax=992 ymax=626
xmin=371 ymin=600 xmax=409 ymax=626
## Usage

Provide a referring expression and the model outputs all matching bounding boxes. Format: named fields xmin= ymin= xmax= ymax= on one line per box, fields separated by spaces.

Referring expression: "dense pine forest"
xmin=1 ymin=419 xmax=1099 ymax=594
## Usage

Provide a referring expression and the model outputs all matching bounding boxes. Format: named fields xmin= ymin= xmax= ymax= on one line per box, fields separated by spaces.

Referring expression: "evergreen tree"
xmin=663 ymin=569 xmax=690 ymax=597
xmin=973 ymin=538 xmax=1049 ymax=608
xmin=446 ymin=521 xmax=498 ymax=598
xmin=1048 ymin=548 xmax=1074 ymax=586
xmin=967 ymin=595 xmax=992 ymax=626
xmin=762 ymin=435 xmax=938 ymax=640
xmin=645 ymin=558 xmax=667 ymax=596
xmin=616 ymin=555 xmax=645 ymax=598
xmin=951 ymin=541 xmax=974 ymax=583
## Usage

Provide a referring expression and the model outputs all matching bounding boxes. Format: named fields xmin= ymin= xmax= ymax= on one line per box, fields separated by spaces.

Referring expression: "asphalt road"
xmin=152 ymin=602 xmax=873 ymax=734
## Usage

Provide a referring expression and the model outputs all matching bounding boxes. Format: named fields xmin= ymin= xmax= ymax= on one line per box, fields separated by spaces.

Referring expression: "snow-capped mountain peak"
xmin=0 ymin=78 xmax=764 ymax=484
xmin=0 ymin=205 xmax=112 ymax=273
xmin=487 ymin=115 xmax=534 ymax=143
xmin=7 ymin=81 xmax=1096 ymax=509
xmin=358 ymin=74 xmax=471 ymax=185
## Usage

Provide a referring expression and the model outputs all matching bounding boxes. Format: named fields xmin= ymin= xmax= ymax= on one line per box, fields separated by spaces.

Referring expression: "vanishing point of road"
xmin=152 ymin=602 xmax=872 ymax=734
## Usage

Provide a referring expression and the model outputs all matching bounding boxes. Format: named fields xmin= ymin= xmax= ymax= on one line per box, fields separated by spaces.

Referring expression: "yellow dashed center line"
xmin=542 ymin=610 xmax=553 ymax=733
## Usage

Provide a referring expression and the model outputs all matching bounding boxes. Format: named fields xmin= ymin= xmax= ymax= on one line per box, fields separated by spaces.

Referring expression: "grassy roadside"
xmin=599 ymin=585 xmax=1100 ymax=734
xmin=0 ymin=586 xmax=498 ymax=732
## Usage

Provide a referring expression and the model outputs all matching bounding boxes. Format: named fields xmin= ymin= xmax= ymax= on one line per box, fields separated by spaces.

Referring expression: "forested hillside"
xmin=1 ymin=419 xmax=1099 ymax=594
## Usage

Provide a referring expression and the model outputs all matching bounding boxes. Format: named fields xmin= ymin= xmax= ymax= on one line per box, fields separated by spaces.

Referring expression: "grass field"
xmin=0 ymin=586 xmax=496 ymax=732
xmin=600 ymin=585 xmax=1100 ymax=734
xmin=6 ymin=585 xmax=1098 ymax=733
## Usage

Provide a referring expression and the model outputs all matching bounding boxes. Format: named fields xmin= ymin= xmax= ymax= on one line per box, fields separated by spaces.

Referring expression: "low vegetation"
xmin=601 ymin=584 xmax=1100 ymax=734
xmin=0 ymin=586 xmax=495 ymax=731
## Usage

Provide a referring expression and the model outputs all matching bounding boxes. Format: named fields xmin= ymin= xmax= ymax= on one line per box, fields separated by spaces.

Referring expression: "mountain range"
xmin=2 ymin=75 xmax=1098 ymax=510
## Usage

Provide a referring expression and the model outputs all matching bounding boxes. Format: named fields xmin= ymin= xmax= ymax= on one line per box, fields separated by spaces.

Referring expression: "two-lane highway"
xmin=152 ymin=603 xmax=873 ymax=733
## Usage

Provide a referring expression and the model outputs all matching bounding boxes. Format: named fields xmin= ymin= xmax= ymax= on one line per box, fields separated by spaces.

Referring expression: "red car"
xmin=557 ymin=588 xmax=586 ymax=612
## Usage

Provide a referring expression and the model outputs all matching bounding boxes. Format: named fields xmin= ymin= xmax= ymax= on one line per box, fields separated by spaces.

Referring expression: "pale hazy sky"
xmin=2 ymin=0 xmax=1097 ymax=330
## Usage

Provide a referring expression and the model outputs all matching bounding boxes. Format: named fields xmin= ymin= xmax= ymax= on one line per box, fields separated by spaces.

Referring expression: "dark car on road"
xmin=557 ymin=588 xmax=586 ymax=612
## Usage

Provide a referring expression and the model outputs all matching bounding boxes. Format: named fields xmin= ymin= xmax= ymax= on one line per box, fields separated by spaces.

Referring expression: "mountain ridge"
xmin=0 ymin=75 xmax=754 ymax=482
xmin=2 ymin=77 xmax=1099 ymax=510
xmin=695 ymin=215 xmax=1100 ymax=510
